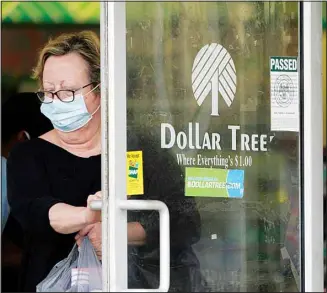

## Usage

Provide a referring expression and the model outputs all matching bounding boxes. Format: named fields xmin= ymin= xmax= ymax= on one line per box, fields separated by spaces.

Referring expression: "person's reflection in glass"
xmin=272 ymin=135 xmax=301 ymax=291
xmin=76 ymin=133 xmax=206 ymax=292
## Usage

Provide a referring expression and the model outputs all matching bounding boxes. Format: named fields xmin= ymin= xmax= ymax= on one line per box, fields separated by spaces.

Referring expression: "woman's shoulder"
xmin=10 ymin=138 xmax=41 ymax=155
xmin=8 ymin=136 xmax=55 ymax=165
xmin=11 ymin=129 xmax=60 ymax=155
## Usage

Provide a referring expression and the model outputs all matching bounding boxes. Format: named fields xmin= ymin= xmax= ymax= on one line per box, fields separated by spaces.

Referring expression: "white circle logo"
xmin=274 ymin=75 xmax=294 ymax=107
xmin=191 ymin=43 xmax=237 ymax=116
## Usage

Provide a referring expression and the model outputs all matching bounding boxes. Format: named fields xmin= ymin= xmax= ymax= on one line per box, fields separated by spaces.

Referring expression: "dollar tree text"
xmin=160 ymin=123 xmax=274 ymax=152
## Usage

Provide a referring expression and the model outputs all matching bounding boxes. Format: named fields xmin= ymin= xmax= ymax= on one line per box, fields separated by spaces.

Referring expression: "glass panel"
xmin=125 ymin=2 xmax=300 ymax=292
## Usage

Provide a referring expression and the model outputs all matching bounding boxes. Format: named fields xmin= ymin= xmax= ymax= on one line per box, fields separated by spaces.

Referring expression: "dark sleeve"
xmin=7 ymin=143 xmax=64 ymax=237
xmin=2 ymin=213 xmax=24 ymax=248
xmin=129 ymin=148 xmax=201 ymax=249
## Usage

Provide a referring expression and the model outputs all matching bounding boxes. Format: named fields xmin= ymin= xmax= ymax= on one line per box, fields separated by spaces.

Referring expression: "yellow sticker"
xmin=127 ymin=151 xmax=144 ymax=196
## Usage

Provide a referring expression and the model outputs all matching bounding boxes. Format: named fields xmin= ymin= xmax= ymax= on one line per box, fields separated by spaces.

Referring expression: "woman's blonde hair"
xmin=32 ymin=30 xmax=100 ymax=88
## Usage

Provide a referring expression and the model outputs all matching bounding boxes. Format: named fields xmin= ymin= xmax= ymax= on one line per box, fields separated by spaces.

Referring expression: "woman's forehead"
xmin=43 ymin=54 xmax=89 ymax=86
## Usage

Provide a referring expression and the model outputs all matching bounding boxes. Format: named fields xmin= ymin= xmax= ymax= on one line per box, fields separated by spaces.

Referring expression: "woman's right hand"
xmin=84 ymin=192 xmax=102 ymax=225
xmin=48 ymin=192 xmax=102 ymax=234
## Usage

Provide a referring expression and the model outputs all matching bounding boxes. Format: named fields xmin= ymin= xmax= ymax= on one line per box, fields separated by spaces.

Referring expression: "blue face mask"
xmin=40 ymin=87 xmax=100 ymax=133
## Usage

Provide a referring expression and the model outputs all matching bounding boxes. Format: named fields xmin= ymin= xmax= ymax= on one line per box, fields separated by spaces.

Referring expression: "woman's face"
xmin=42 ymin=52 xmax=99 ymax=114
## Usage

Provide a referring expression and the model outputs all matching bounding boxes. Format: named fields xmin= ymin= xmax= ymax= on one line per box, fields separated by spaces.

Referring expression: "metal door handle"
xmin=90 ymin=199 xmax=170 ymax=292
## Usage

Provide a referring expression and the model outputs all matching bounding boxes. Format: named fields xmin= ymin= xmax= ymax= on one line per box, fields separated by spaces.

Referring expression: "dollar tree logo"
xmin=192 ymin=43 xmax=237 ymax=116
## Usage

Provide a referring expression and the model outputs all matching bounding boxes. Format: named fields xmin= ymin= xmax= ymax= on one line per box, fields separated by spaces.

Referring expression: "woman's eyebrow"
xmin=43 ymin=81 xmax=78 ymax=90
xmin=43 ymin=84 xmax=55 ymax=91
xmin=43 ymin=81 xmax=55 ymax=86
xmin=61 ymin=80 xmax=78 ymax=89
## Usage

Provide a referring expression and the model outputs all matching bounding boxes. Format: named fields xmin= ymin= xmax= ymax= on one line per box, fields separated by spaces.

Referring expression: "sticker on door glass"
xmin=185 ymin=167 xmax=244 ymax=198
xmin=127 ymin=151 xmax=144 ymax=196
xmin=270 ymin=56 xmax=299 ymax=132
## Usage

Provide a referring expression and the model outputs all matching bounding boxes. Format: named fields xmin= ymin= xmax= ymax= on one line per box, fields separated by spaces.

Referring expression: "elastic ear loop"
xmin=86 ymin=83 xmax=101 ymax=116
xmin=23 ymin=131 xmax=31 ymax=140
xmin=84 ymin=83 xmax=101 ymax=97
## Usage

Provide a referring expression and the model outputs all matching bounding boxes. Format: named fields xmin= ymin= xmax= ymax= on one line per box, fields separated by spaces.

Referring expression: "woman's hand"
xmin=75 ymin=221 xmax=146 ymax=261
xmin=48 ymin=192 xmax=102 ymax=235
xmin=75 ymin=222 xmax=102 ymax=260
xmin=84 ymin=192 xmax=102 ymax=225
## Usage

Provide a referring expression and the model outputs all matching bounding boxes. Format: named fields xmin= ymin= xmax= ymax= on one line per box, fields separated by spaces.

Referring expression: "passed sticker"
xmin=127 ymin=151 xmax=144 ymax=196
xmin=270 ymin=56 xmax=299 ymax=132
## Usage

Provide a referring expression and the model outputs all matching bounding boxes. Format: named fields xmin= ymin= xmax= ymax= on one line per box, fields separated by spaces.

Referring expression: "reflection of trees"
xmin=125 ymin=1 xmax=299 ymax=183
xmin=126 ymin=5 xmax=299 ymax=171
xmin=126 ymin=2 xmax=298 ymax=129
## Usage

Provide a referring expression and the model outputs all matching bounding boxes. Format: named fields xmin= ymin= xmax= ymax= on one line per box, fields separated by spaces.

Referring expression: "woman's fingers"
xmin=87 ymin=191 xmax=102 ymax=205
xmin=84 ymin=192 xmax=102 ymax=225
xmin=77 ymin=224 xmax=95 ymax=238
xmin=95 ymin=191 xmax=102 ymax=199
xmin=75 ymin=222 xmax=100 ymax=244
xmin=76 ymin=238 xmax=83 ymax=246
xmin=75 ymin=222 xmax=102 ymax=260
xmin=87 ymin=194 xmax=97 ymax=205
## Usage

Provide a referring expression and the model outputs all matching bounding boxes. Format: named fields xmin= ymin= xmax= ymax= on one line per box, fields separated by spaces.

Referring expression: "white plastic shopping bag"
xmin=36 ymin=237 xmax=102 ymax=292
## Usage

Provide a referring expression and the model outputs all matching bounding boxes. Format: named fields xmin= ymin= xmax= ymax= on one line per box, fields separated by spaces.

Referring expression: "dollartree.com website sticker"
xmin=185 ymin=167 xmax=244 ymax=198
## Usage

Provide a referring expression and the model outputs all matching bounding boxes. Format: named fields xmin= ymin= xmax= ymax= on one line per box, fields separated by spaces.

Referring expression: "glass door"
xmin=98 ymin=2 xmax=323 ymax=292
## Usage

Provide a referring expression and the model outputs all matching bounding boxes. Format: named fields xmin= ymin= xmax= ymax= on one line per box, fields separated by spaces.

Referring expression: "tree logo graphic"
xmin=192 ymin=43 xmax=237 ymax=116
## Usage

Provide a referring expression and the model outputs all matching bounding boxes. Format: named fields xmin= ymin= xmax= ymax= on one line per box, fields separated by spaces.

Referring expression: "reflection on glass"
xmin=126 ymin=2 xmax=300 ymax=292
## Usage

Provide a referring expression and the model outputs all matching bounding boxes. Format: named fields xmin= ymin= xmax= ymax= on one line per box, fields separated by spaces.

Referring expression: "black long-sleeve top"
xmin=7 ymin=133 xmax=202 ymax=292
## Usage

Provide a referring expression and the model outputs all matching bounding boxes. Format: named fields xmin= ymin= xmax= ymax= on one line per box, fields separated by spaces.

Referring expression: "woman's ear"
xmin=23 ymin=131 xmax=31 ymax=140
xmin=17 ymin=130 xmax=30 ymax=142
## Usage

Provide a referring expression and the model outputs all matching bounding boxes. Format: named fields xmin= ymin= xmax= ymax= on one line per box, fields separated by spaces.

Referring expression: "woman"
xmin=7 ymin=31 xmax=147 ymax=292
xmin=8 ymin=31 xmax=202 ymax=292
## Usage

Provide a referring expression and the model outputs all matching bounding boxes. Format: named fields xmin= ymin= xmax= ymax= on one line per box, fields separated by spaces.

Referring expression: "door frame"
xmin=100 ymin=2 xmax=128 ymax=291
xmin=301 ymin=2 xmax=324 ymax=292
xmin=99 ymin=2 xmax=324 ymax=292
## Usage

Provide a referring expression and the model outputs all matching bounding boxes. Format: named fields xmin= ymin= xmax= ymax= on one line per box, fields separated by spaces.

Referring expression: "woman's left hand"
xmin=75 ymin=222 xmax=102 ymax=260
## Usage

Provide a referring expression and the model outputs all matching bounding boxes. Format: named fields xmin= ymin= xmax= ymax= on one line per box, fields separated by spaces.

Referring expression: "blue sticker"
xmin=226 ymin=169 xmax=245 ymax=198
